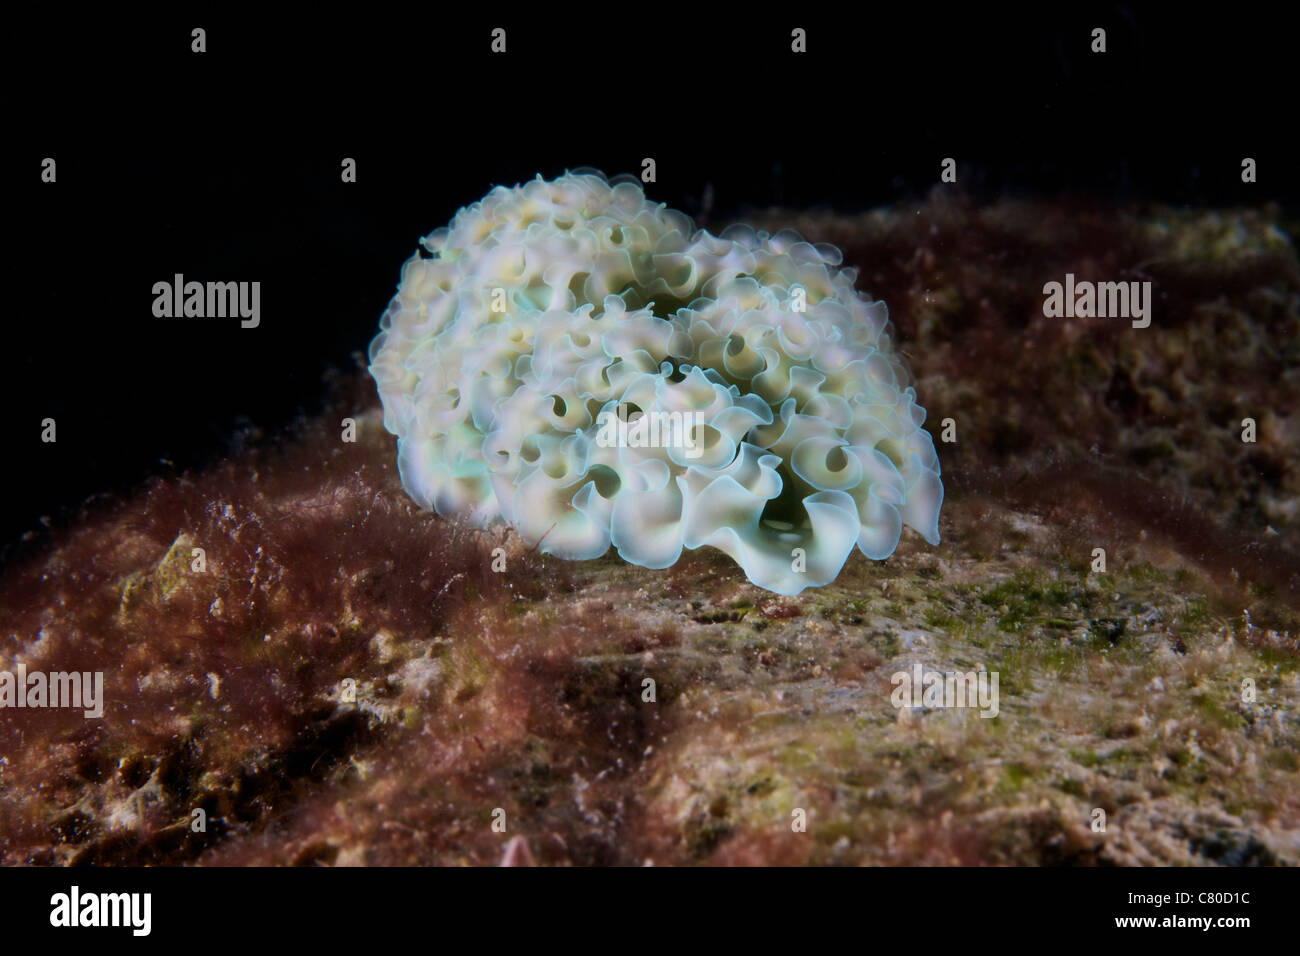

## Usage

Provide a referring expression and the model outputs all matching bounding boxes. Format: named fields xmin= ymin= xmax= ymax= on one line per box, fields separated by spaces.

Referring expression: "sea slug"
xmin=368 ymin=171 xmax=942 ymax=594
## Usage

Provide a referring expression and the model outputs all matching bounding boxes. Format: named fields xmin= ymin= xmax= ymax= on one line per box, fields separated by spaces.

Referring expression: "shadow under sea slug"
xmin=368 ymin=171 xmax=943 ymax=594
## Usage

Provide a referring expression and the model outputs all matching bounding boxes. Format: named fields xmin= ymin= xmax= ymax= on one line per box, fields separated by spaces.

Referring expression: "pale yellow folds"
xmin=369 ymin=171 xmax=943 ymax=595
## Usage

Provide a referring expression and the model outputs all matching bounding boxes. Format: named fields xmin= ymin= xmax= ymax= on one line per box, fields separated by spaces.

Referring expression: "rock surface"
xmin=1 ymin=192 xmax=1297 ymax=865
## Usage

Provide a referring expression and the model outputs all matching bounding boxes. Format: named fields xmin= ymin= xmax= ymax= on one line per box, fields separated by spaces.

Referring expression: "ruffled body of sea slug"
xmin=368 ymin=171 xmax=943 ymax=595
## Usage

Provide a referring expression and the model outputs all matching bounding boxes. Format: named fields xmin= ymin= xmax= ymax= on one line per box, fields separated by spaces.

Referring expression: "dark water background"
xmin=6 ymin=5 xmax=1296 ymax=555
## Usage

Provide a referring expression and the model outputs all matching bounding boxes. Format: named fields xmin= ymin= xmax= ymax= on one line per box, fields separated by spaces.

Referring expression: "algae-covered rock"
xmin=1 ymin=196 xmax=1296 ymax=865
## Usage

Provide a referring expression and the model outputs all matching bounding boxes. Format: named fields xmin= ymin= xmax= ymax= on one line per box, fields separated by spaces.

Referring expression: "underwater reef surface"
xmin=0 ymin=192 xmax=1297 ymax=865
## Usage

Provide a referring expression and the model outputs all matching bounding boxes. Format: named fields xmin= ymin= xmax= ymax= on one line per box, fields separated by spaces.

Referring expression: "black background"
xmin=0 ymin=862 xmax=1287 ymax=942
xmin=7 ymin=4 xmax=1296 ymax=556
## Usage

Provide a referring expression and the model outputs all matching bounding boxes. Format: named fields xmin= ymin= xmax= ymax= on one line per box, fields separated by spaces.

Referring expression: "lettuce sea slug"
xmin=367 ymin=171 xmax=943 ymax=595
